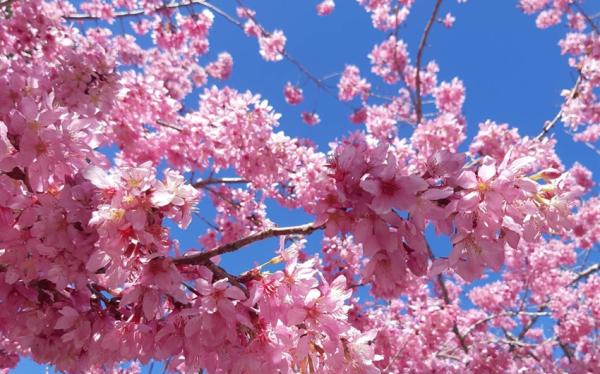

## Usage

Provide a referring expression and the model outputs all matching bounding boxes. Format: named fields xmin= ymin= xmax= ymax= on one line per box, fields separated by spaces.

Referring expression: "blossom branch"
xmin=172 ymin=222 xmax=322 ymax=265
xmin=571 ymin=262 xmax=600 ymax=284
xmin=571 ymin=3 xmax=600 ymax=33
xmin=534 ymin=73 xmax=583 ymax=141
xmin=512 ymin=263 xmax=599 ymax=347
xmin=436 ymin=274 xmax=469 ymax=353
xmin=414 ymin=0 xmax=443 ymax=125
xmin=66 ymin=0 xmax=350 ymax=107
xmin=63 ymin=0 xmax=226 ymax=21
xmin=204 ymin=260 xmax=249 ymax=298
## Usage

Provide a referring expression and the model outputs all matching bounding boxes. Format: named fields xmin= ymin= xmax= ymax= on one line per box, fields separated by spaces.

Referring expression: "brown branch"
xmin=65 ymin=0 xmax=242 ymax=29
xmin=460 ymin=311 xmax=550 ymax=340
xmin=182 ymin=282 xmax=201 ymax=297
xmin=64 ymin=0 xmax=209 ymax=21
xmin=172 ymin=222 xmax=322 ymax=265
xmin=87 ymin=284 xmax=122 ymax=319
xmin=512 ymin=263 xmax=599 ymax=347
xmin=156 ymin=119 xmax=183 ymax=132
xmin=558 ymin=341 xmax=574 ymax=363
xmin=414 ymin=0 xmax=443 ymax=125
xmin=571 ymin=3 xmax=600 ymax=34
xmin=534 ymin=73 xmax=583 ymax=141
xmin=204 ymin=260 xmax=249 ymax=298
xmin=193 ymin=177 xmax=248 ymax=189
xmin=436 ymin=274 xmax=469 ymax=353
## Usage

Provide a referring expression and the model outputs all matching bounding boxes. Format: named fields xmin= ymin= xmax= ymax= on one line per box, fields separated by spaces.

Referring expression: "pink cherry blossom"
xmin=258 ymin=31 xmax=286 ymax=62
xmin=301 ymin=111 xmax=321 ymax=126
xmin=0 ymin=0 xmax=596 ymax=372
xmin=316 ymin=0 xmax=335 ymax=16
xmin=283 ymin=82 xmax=304 ymax=105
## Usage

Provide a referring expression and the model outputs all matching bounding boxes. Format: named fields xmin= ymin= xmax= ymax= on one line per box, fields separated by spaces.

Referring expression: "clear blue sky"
xmin=15 ymin=0 xmax=599 ymax=372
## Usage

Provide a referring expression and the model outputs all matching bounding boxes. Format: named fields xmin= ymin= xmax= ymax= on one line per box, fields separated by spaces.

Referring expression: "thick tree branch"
xmin=172 ymin=222 xmax=322 ymax=265
xmin=414 ymin=0 xmax=443 ymax=125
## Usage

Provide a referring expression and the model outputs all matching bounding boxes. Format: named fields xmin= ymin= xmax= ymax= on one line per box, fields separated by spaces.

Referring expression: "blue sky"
xmin=15 ymin=0 xmax=600 ymax=372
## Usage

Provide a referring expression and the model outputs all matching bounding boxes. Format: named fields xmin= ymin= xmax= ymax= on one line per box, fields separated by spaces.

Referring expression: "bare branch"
xmin=64 ymin=0 xmax=235 ymax=23
xmin=172 ymin=222 xmax=322 ymax=265
xmin=193 ymin=177 xmax=248 ymax=189
xmin=558 ymin=341 xmax=574 ymax=363
xmin=414 ymin=0 xmax=443 ymax=125
xmin=534 ymin=73 xmax=583 ymax=141
xmin=571 ymin=263 xmax=600 ymax=284
xmin=156 ymin=119 xmax=183 ymax=132
xmin=564 ymin=127 xmax=600 ymax=156
xmin=571 ymin=3 xmax=600 ymax=34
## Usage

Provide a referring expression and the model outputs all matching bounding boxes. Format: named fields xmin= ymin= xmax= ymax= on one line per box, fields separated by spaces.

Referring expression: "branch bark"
xmin=414 ymin=0 xmax=443 ymax=125
xmin=436 ymin=274 xmax=469 ymax=353
xmin=534 ymin=73 xmax=583 ymax=141
xmin=64 ymin=0 xmax=232 ymax=22
xmin=193 ymin=177 xmax=248 ymax=189
xmin=172 ymin=222 xmax=322 ymax=265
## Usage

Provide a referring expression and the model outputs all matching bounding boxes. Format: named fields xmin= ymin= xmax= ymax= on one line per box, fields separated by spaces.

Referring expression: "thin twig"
xmin=414 ymin=0 xmax=443 ymax=125
xmin=172 ymin=222 xmax=322 ymax=265
xmin=534 ymin=74 xmax=583 ymax=141
xmin=436 ymin=274 xmax=469 ymax=353
xmin=564 ymin=128 xmax=600 ymax=156
xmin=64 ymin=0 xmax=229 ymax=22
xmin=571 ymin=3 xmax=600 ymax=34
xmin=193 ymin=177 xmax=248 ymax=189
xmin=156 ymin=119 xmax=183 ymax=132
xmin=512 ymin=263 xmax=599 ymax=347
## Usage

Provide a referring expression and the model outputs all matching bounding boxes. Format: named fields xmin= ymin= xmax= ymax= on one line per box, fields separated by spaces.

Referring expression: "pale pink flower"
xmin=338 ymin=65 xmax=371 ymax=101
xmin=301 ymin=111 xmax=321 ymax=126
xmin=206 ymin=52 xmax=233 ymax=80
xmin=258 ymin=31 xmax=286 ymax=61
xmin=442 ymin=13 xmax=455 ymax=28
xmin=283 ymin=82 xmax=303 ymax=105
xmin=316 ymin=0 xmax=335 ymax=16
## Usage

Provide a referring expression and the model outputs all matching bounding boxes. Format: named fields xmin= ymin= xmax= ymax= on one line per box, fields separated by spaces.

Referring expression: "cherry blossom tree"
xmin=0 ymin=0 xmax=598 ymax=373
